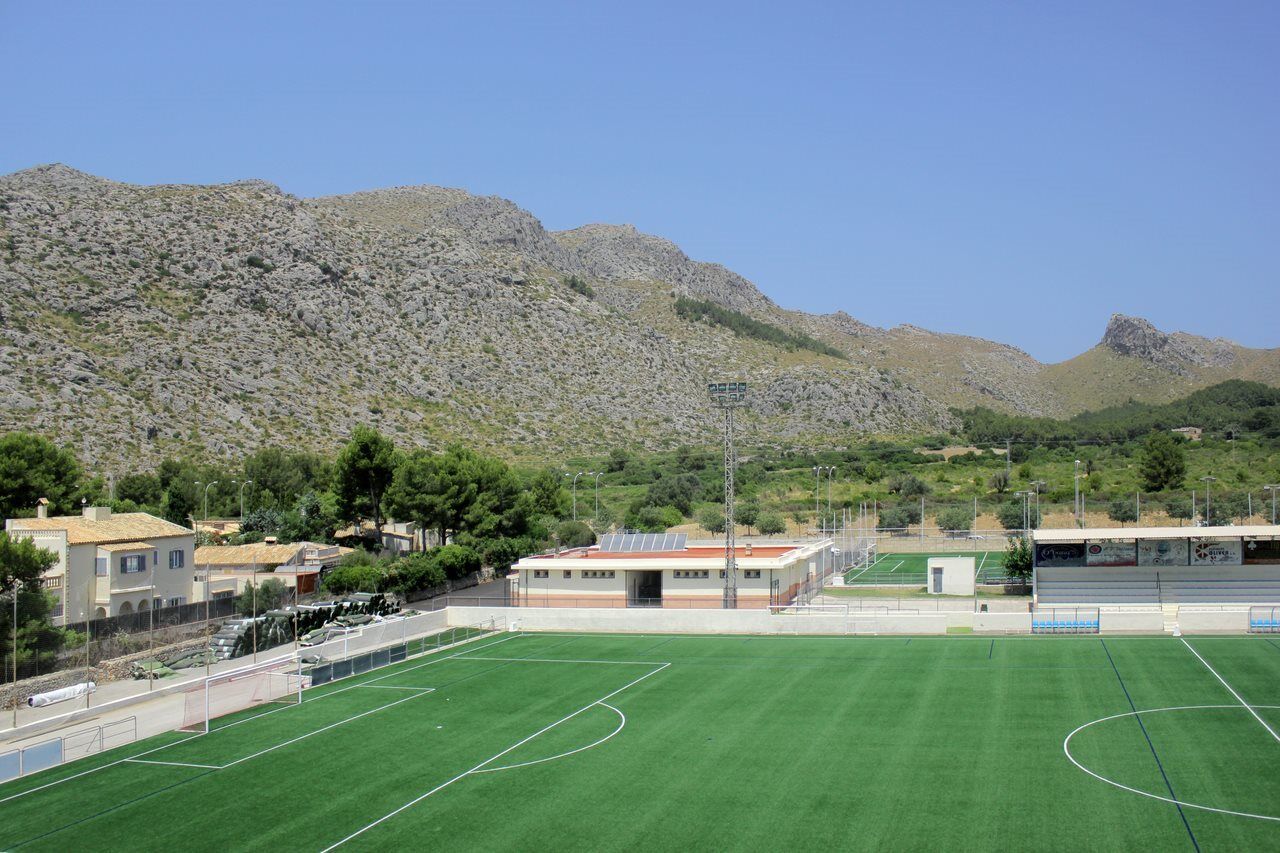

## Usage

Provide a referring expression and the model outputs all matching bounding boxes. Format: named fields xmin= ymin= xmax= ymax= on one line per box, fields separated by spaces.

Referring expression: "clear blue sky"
xmin=3 ymin=1 xmax=1276 ymax=361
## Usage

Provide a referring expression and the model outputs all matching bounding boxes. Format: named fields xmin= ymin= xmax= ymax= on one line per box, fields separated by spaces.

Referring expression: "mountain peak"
xmin=1101 ymin=314 xmax=1237 ymax=372
xmin=1 ymin=163 xmax=109 ymax=192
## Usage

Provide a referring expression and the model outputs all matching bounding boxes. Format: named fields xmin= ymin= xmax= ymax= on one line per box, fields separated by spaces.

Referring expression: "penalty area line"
xmin=319 ymin=663 xmax=671 ymax=852
xmin=1181 ymin=637 xmax=1280 ymax=746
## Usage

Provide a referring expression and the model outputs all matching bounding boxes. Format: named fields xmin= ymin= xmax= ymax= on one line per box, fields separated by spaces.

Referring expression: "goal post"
xmin=179 ymin=658 xmax=304 ymax=735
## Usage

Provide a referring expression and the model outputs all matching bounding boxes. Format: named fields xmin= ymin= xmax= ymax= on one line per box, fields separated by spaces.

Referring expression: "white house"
xmin=5 ymin=504 xmax=196 ymax=624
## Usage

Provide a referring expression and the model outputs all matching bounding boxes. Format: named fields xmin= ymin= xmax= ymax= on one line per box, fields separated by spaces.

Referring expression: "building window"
xmin=744 ymin=570 xmax=762 ymax=579
xmin=153 ymin=550 xmax=159 ymax=567
xmin=582 ymin=570 xmax=616 ymax=579
xmin=121 ymin=555 xmax=146 ymax=574
xmin=95 ymin=557 xmax=108 ymax=577
xmin=169 ymin=549 xmax=185 ymax=569
xmin=563 ymin=570 xmax=572 ymax=579
xmin=533 ymin=569 xmax=549 ymax=579
xmin=167 ymin=596 xmax=186 ymax=608
xmin=674 ymin=570 xmax=709 ymax=579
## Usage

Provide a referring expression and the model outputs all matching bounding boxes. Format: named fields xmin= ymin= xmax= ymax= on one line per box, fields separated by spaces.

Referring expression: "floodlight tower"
xmin=708 ymin=381 xmax=748 ymax=609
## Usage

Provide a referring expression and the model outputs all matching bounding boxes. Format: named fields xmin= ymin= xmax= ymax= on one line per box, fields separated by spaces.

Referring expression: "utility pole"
xmin=709 ymin=382 xmax=747 ymax=609
xmin=1200 ymin=476 xmax=1217 ymax=525
xmin=1005 ymin=439 xmax=1012 ymax=475
xmin=1265 ymin=485 xmax=1279 ymax=525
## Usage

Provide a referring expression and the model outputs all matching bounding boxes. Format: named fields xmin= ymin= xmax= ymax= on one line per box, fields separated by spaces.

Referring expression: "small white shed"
xmin=927 ymin=556 xmax=975 ymax=596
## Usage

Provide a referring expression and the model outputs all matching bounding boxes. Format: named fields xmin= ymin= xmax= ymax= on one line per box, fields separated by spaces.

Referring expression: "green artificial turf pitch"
xmin=3 ymin=631 xmax=1280 ymax=850
xmin=844 ymin=550 xmax=1005 ymax=584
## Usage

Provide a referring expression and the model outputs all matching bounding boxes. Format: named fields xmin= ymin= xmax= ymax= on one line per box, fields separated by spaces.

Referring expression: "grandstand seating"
xmin=1036 ymin=565 xmax=1280 ymax=606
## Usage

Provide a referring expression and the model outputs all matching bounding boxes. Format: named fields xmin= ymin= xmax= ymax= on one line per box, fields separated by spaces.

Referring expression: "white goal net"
xmin=180 ymin=659 xmax=304 ymax=734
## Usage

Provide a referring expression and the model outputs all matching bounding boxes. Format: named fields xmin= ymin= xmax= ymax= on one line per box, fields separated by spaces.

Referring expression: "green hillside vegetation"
xmin=673 ymin=296 xmax=846 ymax=360
xmin=955 ymin=380 xmax=1280 ymax=444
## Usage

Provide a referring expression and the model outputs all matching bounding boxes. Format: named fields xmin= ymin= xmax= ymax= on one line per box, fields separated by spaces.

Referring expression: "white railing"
xmin=0 ymin=716 xmax=137 ymax=783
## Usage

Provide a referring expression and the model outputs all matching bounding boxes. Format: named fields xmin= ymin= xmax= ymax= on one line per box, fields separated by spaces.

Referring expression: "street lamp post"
xmin=1200 ymin=476 xmax=1217 ymax=525
xmin=1265 ymin=485 xmax=1279 ymax=526
xmin=195 ymin=481 xmax=219 ymax=526
xmin=566 ymin=472 xmax=593 ymax=522
xmin=233 ymin=479 xmax=254 ymax=521
xmin=10 ymin=580 xmax=18 ymax=727
xmin=1073 ymin=461 xmax=1083 ymax=527
xmin=1031 ymin=481 xmax=1046 ymax=529
xmin=592 ymin=472 xmax=603 ymax=521
xmin=813 ymin=466 xmax=833 ymax=535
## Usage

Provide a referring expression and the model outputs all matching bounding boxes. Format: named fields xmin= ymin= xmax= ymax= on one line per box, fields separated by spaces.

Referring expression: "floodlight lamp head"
xmin=707 ymin=380 xmax=748 ymax=406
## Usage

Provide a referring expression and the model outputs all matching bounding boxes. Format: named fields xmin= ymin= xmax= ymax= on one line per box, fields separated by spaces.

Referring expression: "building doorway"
xmin=628 ymin=571 xmax=662 ymax=607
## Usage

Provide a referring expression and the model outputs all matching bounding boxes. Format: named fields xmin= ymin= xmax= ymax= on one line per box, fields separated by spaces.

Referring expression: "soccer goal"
xmin=179 ymin=659 xmax=305 ymax=734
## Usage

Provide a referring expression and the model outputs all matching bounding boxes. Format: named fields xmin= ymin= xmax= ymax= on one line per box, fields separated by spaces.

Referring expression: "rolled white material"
xmin=27 ymin=681 xmax=97 ymax=707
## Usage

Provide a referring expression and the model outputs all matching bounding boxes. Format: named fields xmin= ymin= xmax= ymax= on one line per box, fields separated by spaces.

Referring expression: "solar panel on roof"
xmin=597 ymin=532 xmax=687 ymax=553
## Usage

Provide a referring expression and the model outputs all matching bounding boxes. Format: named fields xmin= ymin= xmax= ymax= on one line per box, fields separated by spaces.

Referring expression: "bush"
xmin=696 ymin=506 xmax=725 ymax=534
xmin=886 ymin=473 xmax=928 ymax=498
xmin=387 ymin=552 xmax=446 ymax=596
xmin=624 ymin=504 xmax=682 ymax=532
xmin=1002 ymin=536 xmax=1032 ymax=582
xmin=322 ymin=562 xmax=384 ymax=595
xmin=646 ymin=473 xmax=704 ymax=516
xmin=236 ymin=577 xmax=289 ymax=615
xmin=937 ymin=506 xmax=973 ymax=535
xmin=435 ymin=544 xmax=482 ymax=580
xmin=878 ymin=507 xmax=911 ymax=532
xmin=555 ymin=520 xmax=597 ymax=549
xmin=1107 ymin=499 xmax=1138 ymax=524
xmin=564 ymin=274 xmax=595 ymax=298
xmin=993 ymin=499 xmax=1034 ymax=532
xmin=757 ymin=512 xmax=786 ymax=536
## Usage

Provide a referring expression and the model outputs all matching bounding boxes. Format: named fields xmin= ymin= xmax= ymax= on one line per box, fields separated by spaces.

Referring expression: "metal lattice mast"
xmin=708 ymin=382 xmax=747 ymax=610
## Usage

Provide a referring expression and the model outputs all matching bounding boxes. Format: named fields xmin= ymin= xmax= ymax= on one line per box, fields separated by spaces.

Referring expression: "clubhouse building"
xmin=510 ymin=534 xmax=836 ymax=609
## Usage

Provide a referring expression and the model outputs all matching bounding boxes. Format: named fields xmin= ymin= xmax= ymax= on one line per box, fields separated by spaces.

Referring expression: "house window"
xmin=169 ymin=549 xmax=185 ymax=569
xmin=95 ymin=557 xmax=108 ymax=577
xmin=674 ymin=570 xmax=709 ymax=579
xmin=121 ymin=555 xmax=146 ymax=574
xmin=744 ymin=570 xmax=762 ymax=579
xmin=533 ymin=569 xmax=549 ymax=579
xmin=152 ymin=550 xmax=159 ymax=567
xmin=167 ymin=596 xmax=186 ymax=608
xmin=582 ymin=570 xmax=615 ymax=579
xmin=563 ymin=570 xmax=572 ymax=579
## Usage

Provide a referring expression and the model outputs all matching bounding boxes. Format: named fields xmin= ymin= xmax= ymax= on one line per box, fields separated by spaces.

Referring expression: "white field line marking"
xmin=320 ymin=662 xmax=671 ymax=852
xmin=0 ymin=733 xmax=203 ymax=805
xmin=354 ymin=685 xmax=436 ymax=691
xmin=472 ymin=702 xmax=626 ymax=775
xmin=123 ymin=758 xmax=223 ymax=770
xmin=1064 ymin=704 xmax=1280 ymax=822
xmin=977 ymin=551 xmax=990 ymax=575
xmin=218 ymin=689 xmax=433 ymax=769
xmin=1180 ymin=637 xmax=1280 ymax=745
xmin=208 ymin=633 xmax=518 ymax=735
xmin=453 ymin=656 xmax=668 ymax=666
xmin=888 ymin=560 xmax=905 ymax=574
xmin=846 ymin=553 xmax=886 ymax=581
xmin=0 ymin=633 xmax=518 ymax=803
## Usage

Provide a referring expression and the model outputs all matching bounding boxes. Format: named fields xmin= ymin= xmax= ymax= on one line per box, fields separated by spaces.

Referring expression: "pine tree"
xmin=1139 ymin=431 xmax=1186 ymax=492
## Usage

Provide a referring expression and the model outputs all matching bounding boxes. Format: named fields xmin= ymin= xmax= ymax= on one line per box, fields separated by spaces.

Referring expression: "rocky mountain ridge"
xmin=0 ymin=164 xmax=1275 ymax=471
